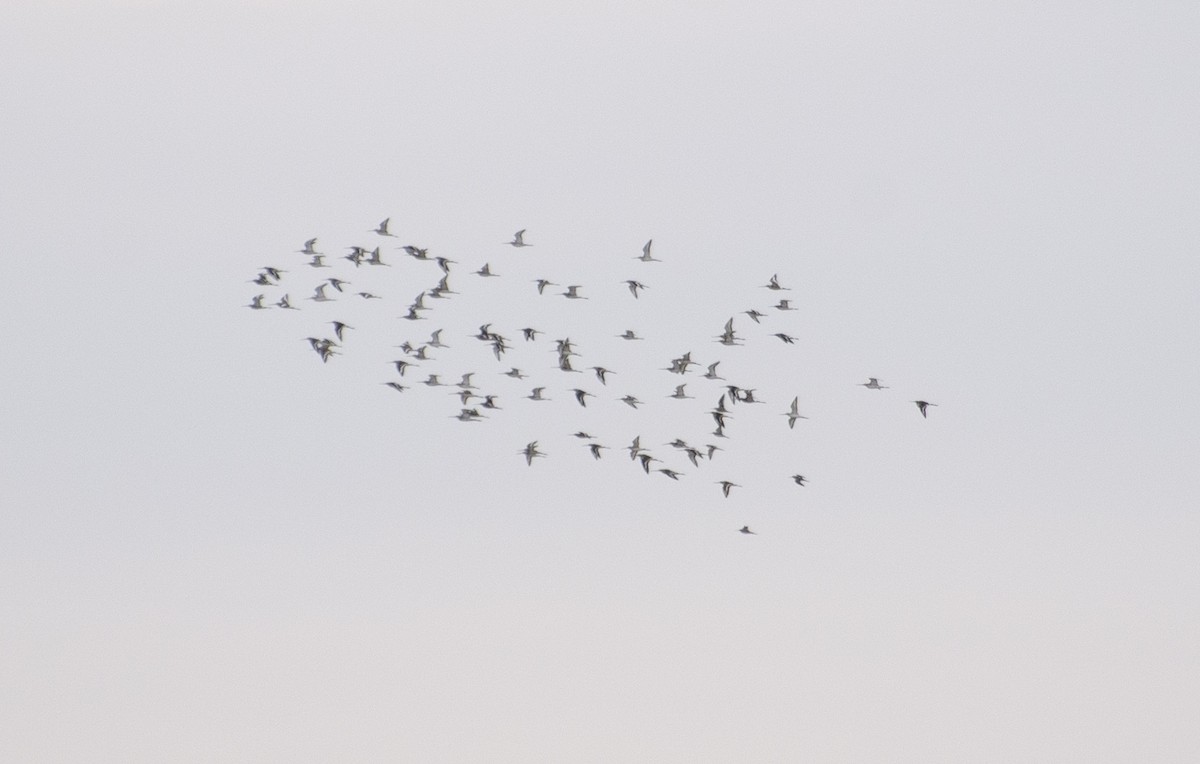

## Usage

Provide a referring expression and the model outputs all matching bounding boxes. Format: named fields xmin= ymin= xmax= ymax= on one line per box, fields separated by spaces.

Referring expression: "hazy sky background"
xmin=2 ymin=1 xmax=1198 ymax=761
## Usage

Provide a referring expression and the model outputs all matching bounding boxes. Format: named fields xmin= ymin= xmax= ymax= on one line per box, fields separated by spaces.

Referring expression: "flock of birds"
xmin=246 ymin=218 xmax=938 ymax=536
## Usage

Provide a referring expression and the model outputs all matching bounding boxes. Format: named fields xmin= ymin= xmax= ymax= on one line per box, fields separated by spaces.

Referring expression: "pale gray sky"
xmin=2 ymin=1 xmax=1198 ymax=761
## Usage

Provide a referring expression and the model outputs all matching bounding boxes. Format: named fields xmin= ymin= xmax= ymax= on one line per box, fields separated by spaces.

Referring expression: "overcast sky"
xmin=2 ymin=1 xmax=1198 ymax=761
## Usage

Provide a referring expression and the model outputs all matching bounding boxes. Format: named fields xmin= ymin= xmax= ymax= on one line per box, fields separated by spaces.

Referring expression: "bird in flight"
xmin=738 ymin=526 xmax=756 ymax=535
xmin=562 ymin=285 xmax=586 ymax=300
xmin=331 ymin=321 xmax=353 ymax=341
xmin=508 ymin=229 xmax=532 ymax=247
xmin=717 ymin=480 xmax=739 ymax=498
xmin=297 ymin=238 xmax=321 ymax=255
xmin=914 ymin=400 xmax=937 ymax=418
xmin=764 ymin=274 xmax=790 ymax=291
xmin=784 ymin=397 xmax=808 ymax=429
xmin=373 ymin=218 xmax=397 ymax=237
xmin=618 ymin=329 xmax=643 ymax=341
xmin=669 ymin=384 xmax=693 ymax=400
xmin=636 ymin=239 xmax=660 ymax=262
xmin=247 ymin=294 xmax=268 ymax=310
xmin=859 ymin=377 xmax=888 ymax=390
xmin=625 ymin=280 xmax=648 ymax=299
xmin=791 ymin=474 xmax=807 ymax=486
xmin=521 ymin=441 xmax=546 ymax=465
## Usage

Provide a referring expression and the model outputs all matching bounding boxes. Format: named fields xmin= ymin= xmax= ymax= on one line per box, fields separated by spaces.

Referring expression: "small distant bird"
xmin=401 ymin=307 xmax=425 ymax=321
xmin=638 ymin=453 xmax=658 ymax=474
xmin=476 ymin=263 xmax=498 ymax=277
xmin=774 ymin=333 xmax=797 ymax=344
xmin=480 ymin=395 xmax=501 ymax=410
xmin=357 ymin=291 xmax=380 ymax=299
xmin=587 ymin=443 xmax=607 ymax=460
xmin=791 ymin=475 xmax=807 ymax=486
xmin=457 ymin=373 xmax=476 ymax=389
xmin=572 ymin=431 xmax=595 ymax=439
xmin=764 ymin=274 xmax=790 ymax=291
xmin=307 ymin=255 xmax=330 ymax=268
xmin=717 ymin=480 xmax=739 ymax=498
xmin=620 ymin=395 xmax=642 ymax=409
xmin=624 ymin=280 xmax=647 ymax=298
xmin=521 ymin=441 xmax=545 ymax=465
xmin=618 ymin=329 xmax=643 ymax=341
xmin=534 ymin=279 xmax=556 ymax=295
xmin=503 ymin=368 xmax=527 ymax=379
xmin=298 ymin=238 xmax=320 ymax=255
xmin=658 ymin=468 xmax=683 ymax=480
xmin=390 ymin=360 xmax=414 ymax=376
xmin=738 ymin=526 xmax=756 ymax=535
xmin=492 ymin=338 xmax=509 ymax=361
xmin=914 ymin=400 xmax=937 ymax=418
xmin=403 ymin=245 xmax=429 ymax=260
xmin=453 ymin=408 xmax=484 ymax=422
xmin=331 ymin=321 xmax=352 ymax=341
xmin=572 ymin=389 xmax=592 ymax=407
xmin=703 ymin=362 xmax=724 ymax=380
xmin=422 ymin=374 xmax=442 ymax=386
xmin=383 ymin=382 xmax=407 ymax=393
xmin=366 ymin=247 xmax=389 ymax=266
xmin=859 ymin=378 xmax=888 ymax=390
xmin=508 ymin=229 xmax=532 ymax=247
xmin=522 ymin=327 xmax=541 ymax=341
xmin=429 ymin=275 xmax=456 ymax=298
xmin=373 ymin=218 xmax=396 ymax=237
xmin=327 ymin=277 xmax=350 ymax=292
xmin=705 ymin=444 xmax=721 ymax=460
xmin=344 ymin=247 xmax=366 ymax=266
xmin=261 ymin=266 xmax=285 ymax=281
xmin=744 ymin=309 xmax=766 ymax=323
xmin=562 ymin=285 xmax=586 ymax=299
xmin=774 ymin=300 xmax=796 ymax=311
xmin=636 ymin=239 xmax=660 ymax=262
xmin=276 ymin=294 xmax=297 ymax=310
xmin=435 ymin=257 xmax=455 ymax=273
xmin=309 ymin=284 xmax=333 ymax=302
xmin=716 ymin=318 xmax=740 ymax=346
xmin=247 ymin=294 xmax=268 ymax=310
xmin=428 ymin=329 xmax=448 ymax=348
xmin=592 ymin=367 xmax=613 ymax=385
xmin=669 ymin=384 xmax=693 ymax=400
xmin=527 ymin=387 xmax=549 ymax=401
xmin=627 ymin=436 xmax=643 ymax=460
xmin=784 ymin=397 xmax=808 ymax=429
